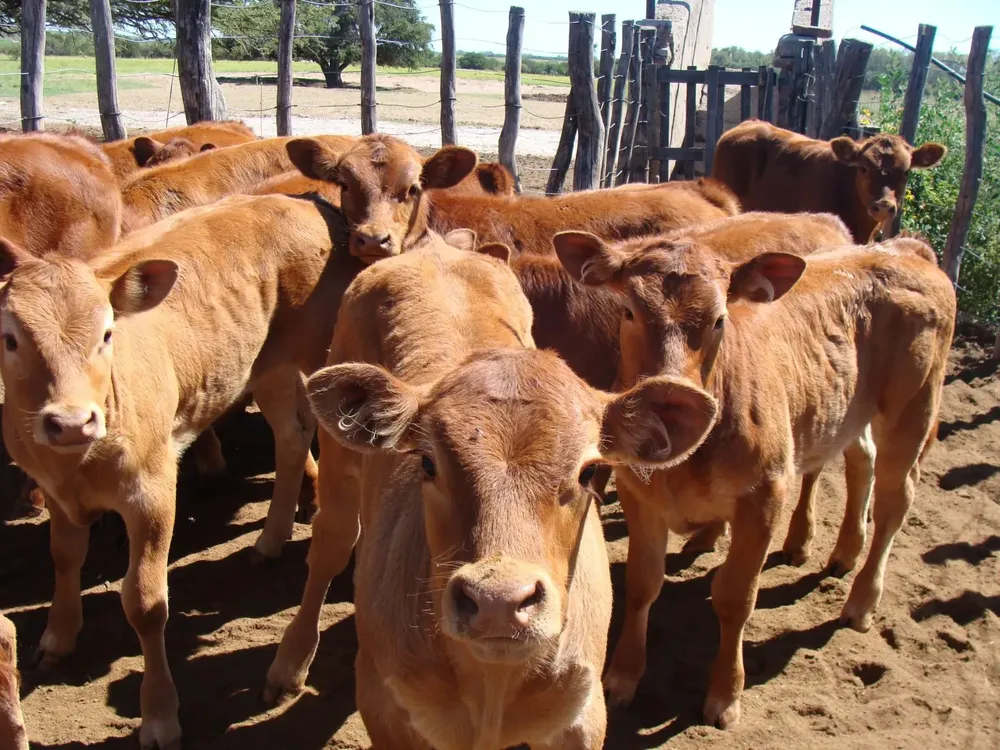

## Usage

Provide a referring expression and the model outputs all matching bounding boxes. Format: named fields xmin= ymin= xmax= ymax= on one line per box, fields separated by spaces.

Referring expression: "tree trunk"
xmin=323 ymin=68 xmax=344 ymax=88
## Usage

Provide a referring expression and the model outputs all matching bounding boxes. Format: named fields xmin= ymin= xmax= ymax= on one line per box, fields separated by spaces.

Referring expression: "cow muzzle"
xmin=442 ymin=559 xmax=560 ymax=662
xmin=35 ymin=404 xmax=106 ymax=451
xmin=869 ymin=199 xmax=898 ymax=223
xmin=350 ymin=229 xmax=396 ymax=265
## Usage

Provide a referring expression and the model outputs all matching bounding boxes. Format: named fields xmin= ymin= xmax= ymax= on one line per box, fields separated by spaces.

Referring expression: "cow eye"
xmin=408 ymin=184 xmax=421 ymax=198
xmin=578 ymin=464 xmax=597 ymax=486
xmin=420 ymin=454 xmax=437 ymax=480
xmin=624 ymin=308 xmax=634 ymax=321
xmin=103 ymin=329 xmax=113 ymax=345
xmin=714 ymin=316 xmax=725 ymax=331
xmin=2 ymin=334 xmax=15 ymax=353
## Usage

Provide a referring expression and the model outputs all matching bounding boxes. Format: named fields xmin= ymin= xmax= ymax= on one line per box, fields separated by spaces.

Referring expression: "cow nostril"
xmin=453 ymin=583 xmax=479 ymax=620
xmin=516 ymin=582 xmax=545 ymax=613
xmin=86 ymin=410 xmax=99 ymax=426
xmin=43 ymin=415 xmax=62 ymax=437
xmin=886 ymin=205 xmax=897 ymax=216
xmin=377 ymin=235 xmax=391 ymax=247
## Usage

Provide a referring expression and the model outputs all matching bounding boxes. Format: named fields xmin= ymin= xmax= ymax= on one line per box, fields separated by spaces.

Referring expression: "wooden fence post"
xmin=439 ymin=0 xmax=457 ymax=145
xmin=499 ymin=5 xmax=524 ymax=192
xmin=547 ymin=16 xmax=579 ymax=195
xmin=597 ymin=14 xmax=616 ymax=181
xmin=276 ymin=0 xmax=296 ymax=136
xmin=358 ymin=0 xmax=377 ymax=134
xmin=819 ymin=38 xmax=872 ymax=140
xmin=20 ymin=0 xmax=45 ymax=132
xmin=891 ymin=23 xmax=936 ymax=235
xmin=807 ymin=39 xmax=835 ymax=138
xmin=176 ymin=0 xmax=227 ymax=123
xmin=704 ymin=64 xmax=721 ymax=173
xmin=616 ymin=24 xmax=641 ymax=186
xmin=603 ymin=19 xmax=634 ymax=187
xmin=943 ymin=26 xmax=992 ymax=287
xmin=89 ymin=0 xmax=125 ymax=140
xmin=629 ymin=28 xmax=654 ymax=182
xmin=571 ymin=12 xmax=604 ymax=191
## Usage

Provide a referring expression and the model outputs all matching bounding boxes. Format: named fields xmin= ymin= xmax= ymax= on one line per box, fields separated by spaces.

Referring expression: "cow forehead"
xmin=622 ymin=247 xmax=727 ymax=314
xmin=862 ymin=137 xmax=910 ymax=170
xmin=3 ymin=260 xmax=108 ymax=338
xmin=342 ymin=138 xmax=422 ymax=188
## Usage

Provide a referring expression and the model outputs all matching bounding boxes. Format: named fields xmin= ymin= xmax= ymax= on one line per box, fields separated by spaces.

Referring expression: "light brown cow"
xmin=554 ymin=232 xmax=954 ymax=728
xmin=286 ymin=137 xmax=738 ymax=262
xmin=0 ymin=132 xmax=121 ymax=258
xmin=265 ymin=241 xmax=717 ymax=749
xmin=101 ymin=120 xmax=256 ymax=181
xmin=0 ymin=614 xmax=28 ymax=750
xmin=711 ymin=120 xmax=947 ymax=242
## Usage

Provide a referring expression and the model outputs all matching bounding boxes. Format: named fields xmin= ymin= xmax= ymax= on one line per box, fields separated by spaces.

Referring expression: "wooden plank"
xmin=628 ymin=28 xmax=655 ymax=183
xmin=570 ymin=12 xmax=604 ymax=191
xmin=439 ymin=0 xmax=457 ymax=145
xmin=276 ymin=0 xmax=295 ymax=136
xmin=943 ymin=26 xmax=992 ymax=287
xmin=616 ymin=24 xmax=642 ymax=186
xmin=603 ymin=19 xmax=634 ymax=187
xmin=89 ymin=0 xmax=125 ymax=140
xmin=546 ymin=98 xmax=577 ymax=195
xmin=358 ymin=0 xmax=377 ymax=134
xmin=740 ymin=67 xmax=752 ymax=123
xmin=644 ymin=62 xmax=659 ymax=181
xmin=655 ymin=147 xmax=703 ymax=161
xmin=657 ymin=67 xmax=705 ymax=84
xmin=807 ymin=39 xmax=835 ymax=137
xmin=791 ymin=0 xmax=832 ymax=37
xmin=597 ymin=14 xmax=616 ymax=182
xmin=819 ymin=38 xmax=872 ymax=140
xmin=684 ymin=64 xmax=696 ymax=179
xmin=658 ymin=70 xmax=670 ymax=182
xmin=20 ymin=0 xmax=45 ymax=131
xmin=499 ymin=5 xmax=524 ymax=193
xmin=704 ymin=64 xmax=720 ymax=174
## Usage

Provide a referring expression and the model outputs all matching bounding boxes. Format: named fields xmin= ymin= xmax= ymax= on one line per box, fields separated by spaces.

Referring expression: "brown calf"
xmin=555 ymin=233 xmax=954 ymax=728
xmin=101 ymin=120 xmax=256 ymax=181
xmin=0 ymin=615 xmax=28 ymax=750
xmin=711 ymin=120 xmax=946 ymax=242
xmin=287 ymin=137 xmax=737 ymax=262
xmin=265 ymin=242 xmax=717 ymax=749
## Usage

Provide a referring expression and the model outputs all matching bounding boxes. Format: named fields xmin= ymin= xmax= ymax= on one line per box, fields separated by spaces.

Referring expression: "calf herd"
xmin=0 ymin=118 xmax=953 ymax=749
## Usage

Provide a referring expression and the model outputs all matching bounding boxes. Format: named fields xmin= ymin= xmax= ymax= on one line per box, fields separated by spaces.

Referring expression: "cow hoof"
xmin=602 ymin=672 xmax=638 ymax=709
xmin=251 ymin=534 xmax=287 ymax=562
xmin=779 ymin=547 xmax=810 ymax=567
xmin=826 ymin=559 xmax=853 ymax=579
xmin=839 ymin=602 xmax=873 ymax=633
xmin=36 ymin=630 xmax=75 ymax=668
xmin=139 ymin=717 xmax=182 ymax=750
xmin=703 ymin=694 xmax=741 ymax=729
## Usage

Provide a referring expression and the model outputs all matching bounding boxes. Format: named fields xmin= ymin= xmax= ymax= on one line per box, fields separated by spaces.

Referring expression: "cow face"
xmin=307 ymin=348 xmax=716 ymax=664
xmin=134 ymin=136 xmax=217 ymax=169
xmin=830 ymin=134 xmax=946 ymax=226
xmin=0 ymin=239 xmax=177 ymax=453
xmin=287 ymin=135 xmax=477 ymax=265
xmin=554 ymin=231 xmax=805 ymax=391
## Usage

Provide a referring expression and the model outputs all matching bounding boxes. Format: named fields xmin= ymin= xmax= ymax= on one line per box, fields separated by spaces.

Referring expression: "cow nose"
xmin=452 ymin=578 xmax=546 ymax=635
xmin=352 ymin=232 xmax=393 ymax=259
xmin=40 ymin=408 xmax=102 ymax=447
xmin=871 ymin=200 xmax=897 ymax=218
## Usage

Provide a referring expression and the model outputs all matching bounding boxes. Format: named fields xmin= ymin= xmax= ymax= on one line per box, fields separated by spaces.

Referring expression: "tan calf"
xmin=555 ymin=233 xmax=954 ymax=728
xmin=265 ymin=243 xmax=718 ymax=750
xmin=0 ymin=615 xmax=28 ymax=750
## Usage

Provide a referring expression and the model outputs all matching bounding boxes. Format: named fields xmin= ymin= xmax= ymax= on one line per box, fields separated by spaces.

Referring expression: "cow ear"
xmin=307 ymin=363 xmax=422 ymax=453
xmin=200 ymin=142 xmax=218 ymax=152
xmin=910 ymin=142 xmax=946 ymax=169
xmin=0 ymin=237 xmax=31 ymax=280
xmin=601 ymin=376 xmax=717 ymax=469
xmin=729 ymin=252 xmax=805 ymax=303
xmin=553 ymin=231 xmax=625 ymax=286
xmin=477 ymin=242 xmax=511 ymax=265
xmin=287 ymin=138 xmax=341 ymax=183
xmin=421 ymin=146 xmax=478 ymax=189
xmin=109 ymin=259 xmax=179 ymax=316
xmin=830 ymin=136 xmax=862 ymax=166
xmin=133 ymin=136 xmax=163 ymax=167
xmin=476 ymin=162 xmax=515 ymax=195
xmin=443 ymin=228 xmax=477 ymax=252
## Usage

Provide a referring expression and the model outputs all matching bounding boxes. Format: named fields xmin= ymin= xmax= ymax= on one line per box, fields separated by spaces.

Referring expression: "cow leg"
xmin=120 ymin=476 xmax=180 ymax=750
xmin=603 ymin=482 xmax=669 ymax=708
xmin=681 ymin=520 xmax=727 ymax=555
xmin=536 ymin=682 xmax=607 ymax=750
xmin=827 ymin=427 xmax=876 ymax=576
xmin=264 ymin=433 xmax=361 ymax=702
xmin=703 ymin=481 xmax=779 ymax=729
xmin=38 ymin=499 xmax=89 ymax=666
xmin=190 ymin=427 xmax=227 ymax=478
xmin=296 ymin=451 xmax=319 ymax=524
xmin=252 ymin=368 xmax=316 ymax=558
xmin=780 ymin=469 xmax=821 ymax=566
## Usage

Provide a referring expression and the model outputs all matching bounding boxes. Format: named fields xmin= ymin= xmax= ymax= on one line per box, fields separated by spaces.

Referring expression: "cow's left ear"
xmin=830 ymin=136 xmax=862 ymax=166
xmin=553 ymin=231 xmax=627 ymax=286
xmin=0 ymin=237 xmax=32 ymax=280
xmin=421 ymin=146 xmax=478 ymax=189
xmin=443 ymin=228 xmax=477 ymax=252
xmin=729 ymin=252 xmax=805 ymax=303
xmin=910 ymin=142 xmax=947 ymax=169
xmin=109 ymin=259 xmax=179 ymax=316
xmin=200 ymin=142 xmax=218 ymax=152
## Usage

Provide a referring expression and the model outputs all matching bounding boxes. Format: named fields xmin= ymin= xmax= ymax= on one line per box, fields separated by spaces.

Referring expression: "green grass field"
xmin=0 ymin=55 xmax=569 ymax=98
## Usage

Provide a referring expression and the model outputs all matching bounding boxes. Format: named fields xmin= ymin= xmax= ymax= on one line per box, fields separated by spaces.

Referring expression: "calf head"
xmin=554 ymin=231 xmax=805 ymax=390
xmin=133 ymin=136 xmax=216 ymax=168
xmin=307 ymin=348 xmax=716 ymax=664
xmin=0 ymin=239 xmax=177 ymax=453
xmin=287 ymin=134 xmax=477 ymax=264
xmin=830 ymin=134 xmax=946 ymax=226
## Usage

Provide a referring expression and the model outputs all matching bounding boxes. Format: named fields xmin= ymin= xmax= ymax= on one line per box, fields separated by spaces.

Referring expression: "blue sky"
xmin=438 ymin=0 xmax=998 ymax=57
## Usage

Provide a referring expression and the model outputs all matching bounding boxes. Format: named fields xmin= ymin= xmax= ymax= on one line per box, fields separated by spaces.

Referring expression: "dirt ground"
xmin=2 ymin=317 xmax=999 ymax=749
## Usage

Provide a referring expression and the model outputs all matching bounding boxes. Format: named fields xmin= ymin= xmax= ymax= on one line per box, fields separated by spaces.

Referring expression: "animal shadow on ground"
xmin=937 ymin=462 xmax=1000 ymax=490
xmin=922 ymin=535 xmax=1000 ymax=565
xmin=937 ymin=406 xmax=1000 ymax=440
xmin=912 ymin=590 xmax=1000 ymax=626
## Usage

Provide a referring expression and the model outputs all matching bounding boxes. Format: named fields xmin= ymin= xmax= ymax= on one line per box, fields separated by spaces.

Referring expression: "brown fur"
xmin=711 ymin=120 xmax=947 ymax=242
xmin=557 ymin=232 xmax=955 ymax=728
xmin=0 ymin=615 xmax=28 ymax=750
xmin=0 ymin=132 xmax=121 ymax=259
xmin=265 ymin=242 xmax=718 ymax=749
xmin=101 ymin=121 xmax=256 ymax=181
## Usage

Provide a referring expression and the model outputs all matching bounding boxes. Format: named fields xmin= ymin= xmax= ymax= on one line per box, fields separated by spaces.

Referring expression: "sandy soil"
xmin=2 ymin=322 xmax=999 ymax=749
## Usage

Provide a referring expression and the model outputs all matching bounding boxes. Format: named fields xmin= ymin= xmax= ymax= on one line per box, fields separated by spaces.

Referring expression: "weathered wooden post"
xmin=276 ymin=0 xmax=296 ymax=136
xmin=597 ymin=14 xmax=616 ymax=181
xmin=943 ymin=26 xmax=992 ymax=287
xmin=20 ymin=0 xmax=45 ymax=132
xmin=819 ymin=38 xmax=872 ymax=140
xmin=603 ymin=19 xmax=634 ymax=187
xmin=628 ymin=27 xmax=655 ymax=182
xmin=176 ymin=0 xmax=227 ymax=123
xmin=89 ymin=0 xmax=126 ymax=140
xmin=499 ymin=5 xmax=524 ymax=192
xmin=547 ymin=16 xmax=579 ymax=194
xmin=358 ymin=0 xmax=377 ymax=134
xmin=570 ymin=12 xmax=604 ymax=190
xmin=439 ymin=0 xmax=457 ymax=145
xmin=615 ymin=24 xmax=641 ymax=185
xmin=807 ymin=39 xmax=836 ymax=138
xmin=891 ymin=23 xmax=936 ymax=235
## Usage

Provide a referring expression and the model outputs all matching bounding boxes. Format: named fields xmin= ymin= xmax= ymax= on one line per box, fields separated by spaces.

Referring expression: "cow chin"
xmin=447 ymin=629 xmax=554 ymax=665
